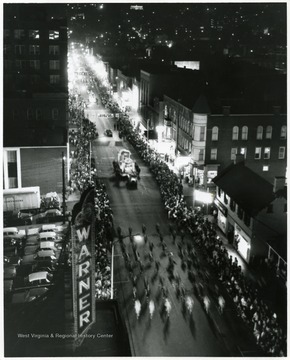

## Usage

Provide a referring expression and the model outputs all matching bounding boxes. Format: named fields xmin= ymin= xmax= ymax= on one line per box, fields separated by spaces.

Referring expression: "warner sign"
xmin=72 ymin=223 xmax=96 ymax=343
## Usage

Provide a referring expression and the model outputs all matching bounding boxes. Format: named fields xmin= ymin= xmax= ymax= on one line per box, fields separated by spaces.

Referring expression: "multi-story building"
xmin=3 ymin=4 xmax=68 ymax=199
xmin=213 ymin=161 xmax=286 ymax=275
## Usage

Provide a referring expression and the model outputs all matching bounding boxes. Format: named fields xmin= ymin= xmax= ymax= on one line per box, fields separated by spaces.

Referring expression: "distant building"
xmin=3 ymin=4 xmax=68 ymax=198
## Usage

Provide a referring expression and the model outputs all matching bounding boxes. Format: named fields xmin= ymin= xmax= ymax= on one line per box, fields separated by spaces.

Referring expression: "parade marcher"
xmin=203 ymin=295 xmax=211 ymax=314
xmin=185 ymin=295 xmax=194 ymax=315
xmin=164 ymin=298 xmax=172 ymax=318
xmin=149 ymin=299 xmax=155 ymax=319
xmin=218 ymin=295 xmax=225 ymax=314
xmin=134 ymin=299 xmax=141 ymax=320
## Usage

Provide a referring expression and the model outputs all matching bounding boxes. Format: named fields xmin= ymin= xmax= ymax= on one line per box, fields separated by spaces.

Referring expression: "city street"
xmin=83 ymin=82 xmax=261 ymax=356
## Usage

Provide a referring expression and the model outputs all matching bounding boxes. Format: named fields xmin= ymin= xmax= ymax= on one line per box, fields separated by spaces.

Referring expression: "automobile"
xmin=41 ymin=209 xmax=62 ymax=218
xmin=24 ymin=245 xmax=39 ymax=256
xmin=25 ymin=236 xmax=40 ymax=246
xmin=41 ymin=224 xmax=56 ymax=232
xmin=4 ymin=245 xmax=18 ymax=257
xmin=11 ymin=287 xmax=49 ymax=304
xmin=39 ymin=241 xmax=58 ymax=251
xmin=4 ymin=237 xmax=17 ymax=247
xmin=4 ymin=255 xmax=21 ymax=267
xmin=3 ymin=227 xmax=24 ymax=240
xmin=25 ymin=271 xmax=53 ymax=286
xmin=27 ymin=227 xmax=40 ymax=236
xmin=33 ymin=265 xmax=55 ymax=274
xmin=22 ymin=254 xmax=36 ymax=265
xmin=39 ymin=231 xmax=56 ymax=241
xmin=4 ymin=265 xmax=17 ymax=280
xmin=104 ymin=129 xmax=113 ymax=137
xmin=34 ymin=250 xmax=58 ymax=264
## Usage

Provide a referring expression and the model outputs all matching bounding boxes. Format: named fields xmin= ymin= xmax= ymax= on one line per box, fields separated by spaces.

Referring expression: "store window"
xmin=254 ymin=147 xmax=262 ymax=160
xmin=210 ymin=148 xmax=217 ymax=160
xmin=265 ymin=125 xmax=272 ymax=139
xmin=278 ymin=147 xmax=285 ymax=159
xmin=280 ymin=125 xmax=287 ymax=139
xmin=212 ymin=126 xmax=219 ymax=141
xmin=256 ymin=126 xmax=263 ymax=140
xmin=264 ymin=147 xmax=271 ymax=159
xmin=241 ymin=126 xmax=248 ymax=140
xmin=232 ymin=126 xmax=239 ymax=140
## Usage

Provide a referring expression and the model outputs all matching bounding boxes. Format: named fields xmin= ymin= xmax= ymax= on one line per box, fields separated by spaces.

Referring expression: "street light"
xmin=62 ymin=152 xmax=66 ymax=224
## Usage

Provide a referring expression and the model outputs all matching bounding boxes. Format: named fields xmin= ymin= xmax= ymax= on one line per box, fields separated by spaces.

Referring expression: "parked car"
xmin=39 ymin=241 xmax=57 ymax=251
xmin=24 ymin=245 xmax=39 ymax=256
xmin=4 ymin=237 xmax=17 ymax=247
xmin=4 ymin=245 xmax=18 ymax=257
xmin=104 ymin=129 xmax=113 ymax=137
xmin=3 ymin=227 xmax=24 ymax=241
xmin=11 ymin=287 xmax=49 ymax=304
xmin=41 ymin=224 xmax=56 ymax=232
xmin=25 ymin=236 xmax=40 ymax=246
xmin=4 ymin=255 xmax=21 ymax=267
xmin=39 ymin=231 xmax=57 ymax=241
xmin=25 ymin=271 xmax=53 ymax=286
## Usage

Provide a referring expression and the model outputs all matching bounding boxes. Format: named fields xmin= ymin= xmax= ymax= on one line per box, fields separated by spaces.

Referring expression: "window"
xmin=14 ymin=29 xmax=25 ymax=39
xmin=279 ymin=147 xmax=285 ymax=159
xmin=29 ymin=60 xmax=40 ymax=70
xmin=263 ymin=165 xmax=269 ymax=172
xmin=27 ymin=108 xmax=34 ymax=121
xmin=49 ymin=60 xmax=60 ymax=70
xmin=257 ymin=125 xmax=263 ymax=140
xmin=4 ymin=45 xmax=11 ymax=55
xmin=52 ymin=108 xmax=59 ymax=120
xmin=231 ymin=148 xmax=238 ymax=160
xmin=210 ymin=148 xmax=217 ymax=160
xmin=241 ymin=126 xmax=248 ymax=140
xmin=198 ymin=149 xmax=204 ymax=161
xmin=240 ymin=147 xmax=247 ymax=159
xmin=200 ymin=126 xmax=206 ymax=141
xmin=212 ymin=126 xmax=219 ymax=141
xmin=15 ymin=45 xmax=25 ymax=55
xmin=15 ymin=60 xmax=24 ymax=69
xmin=36 ymin=109 xmax=42 ymax=121
xmin=265 ymin=125 xmax=272 ymax=139
xmin=255 ymin=147 xmax=261 ymax=159
xmin=230 ymin=198 xmax=236 ymax=212
xmin=29 ymin=30 xmax=40 ymax=39
xmin=244 ymin=213 xmax=251 ymax=227
xmin=280 ymin=125 xmax=287 ymax=139
xmin=49 ymin=45 xmax=60 ymax=55
xmin=29 ymin=45 xmax=40 ymax=55
xmin=49 ymin=30 xmax=59 ymax=40
xmin=264 ymin=147 xmax=271 ymax=159
xmin=4 ymin=29 xmax=10 ymax=38
xmin=50 ymin=75 xmax=60 ymax=84
xmin=237 ymin=206 xmax=244 ymax=219
xmin=4 ymin=150 xmax=19 ymax=189
xmin=232 ymin=126 xmax=239 ymax=140
xmin=224 ymin=193 xmax=228 ymax=205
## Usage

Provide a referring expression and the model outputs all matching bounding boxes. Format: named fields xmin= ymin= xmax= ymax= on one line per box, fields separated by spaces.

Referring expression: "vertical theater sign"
xmin=71 ymin=188 xmax=96 ymax=347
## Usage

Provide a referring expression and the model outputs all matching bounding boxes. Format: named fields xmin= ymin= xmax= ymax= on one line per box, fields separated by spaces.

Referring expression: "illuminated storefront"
xmin=214 ymin=198 xmax=228 ymax=234
xmin=234 ymin=223 xmax=251 ymax=262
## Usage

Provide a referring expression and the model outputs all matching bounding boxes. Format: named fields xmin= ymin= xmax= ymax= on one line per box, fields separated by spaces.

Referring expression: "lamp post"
xmin=62 ymin=152 xmax=66 ymax=224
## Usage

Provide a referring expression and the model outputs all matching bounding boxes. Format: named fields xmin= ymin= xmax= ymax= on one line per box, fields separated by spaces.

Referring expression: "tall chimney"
xmin=273 ymin=176 xmax=285 ymax=193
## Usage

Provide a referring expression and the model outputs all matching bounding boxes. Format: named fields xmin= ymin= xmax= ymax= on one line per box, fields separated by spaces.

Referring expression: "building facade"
xmin=3 ymin=4 xmax=68 ymax=199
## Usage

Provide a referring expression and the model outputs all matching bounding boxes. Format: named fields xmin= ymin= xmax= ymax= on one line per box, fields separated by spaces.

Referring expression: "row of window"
xmin=211 ymin=125 xmax=287 ymax=141
xmin=5 ymin=44 xmax=60 ymax=56
xmin=210 ymin=146 xmax=286 ymax=160
xmin=13 ymin=108 xmax=60 ymax=121
xmin=9 ymin=59 xmax=60 ymax=70
xmin=4 ymin=29 xmax=60 ymax=40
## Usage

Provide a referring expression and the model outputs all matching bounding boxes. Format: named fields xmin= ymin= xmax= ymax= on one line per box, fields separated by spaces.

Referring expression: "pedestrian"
xmin=159 ymin=234 xmax=164 ymax=244
xmin=155 ymin=260 xmax=160 ymax=273
xmin=185 ymin=296 xmax=194 ymax=315
xmin=172 ymin=230 xmax=177 ymax=244
xmin=132 ymin=285 xmax=137 ymax=300
xmin=164 ymin=298 xmax=172 ymax=318
xmin=156 ymin=223 xmax=160 ymax=234
xmin=128 ymin=226 xmax=133 ymax=236
xmin=149 ymin=241 xmax=154 ymax=252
